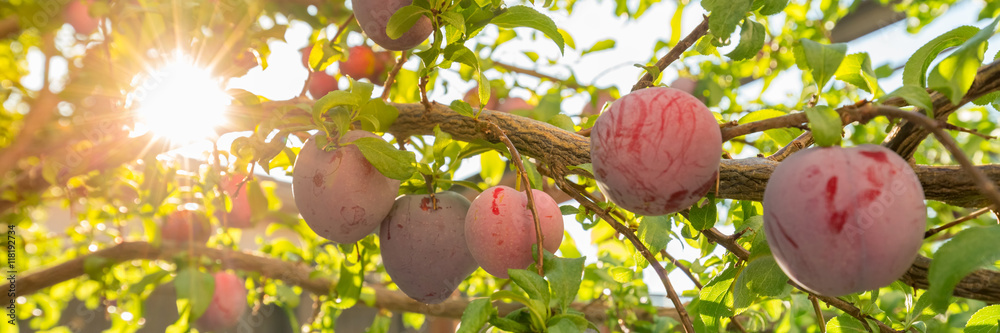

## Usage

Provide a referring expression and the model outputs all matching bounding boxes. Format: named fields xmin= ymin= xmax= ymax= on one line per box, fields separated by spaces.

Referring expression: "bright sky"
xmin=17 ymin=0 xmax=1000 ymax=304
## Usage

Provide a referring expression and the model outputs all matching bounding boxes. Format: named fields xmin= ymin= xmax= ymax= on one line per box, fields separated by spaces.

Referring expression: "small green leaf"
xmin=928 ymin=16 xmax=1000 ymax=104
xmin=758 ymin=0 xmax=789 ymax=15
xmin=438 ymin=11 xmax=466 ymax=35
xmin=581 ymin=39 xmax=615 ymax=55
xmin=508 ymin=269 xmax=550 ymax=305
xmin=927 ymin=225 xmax=1000 ymax=311
xmin=883 ymin=85 xmax=935 ymax=117
xmin=638 ymin=215 xmax=671 ymax=254
xmin=804 ymin=105 xmax=842 ymax=147
xmin=358 ymin=99 xmax=399 ymax=132
xmin=450 ymin=100 xmax=476 ymax=118
xmin=334 ymin=258 xmax=363 ymax=309
xmin=491 ymin=6 xmax=565 ymax=53
xmin=688 ymin=194 xmax=717 ymax=230
xmin=727 ymin=19 xmax=766 ymax=61
xmin=559 ymin=205 xmax=579 ymax=215
xmin=826 ymin=314 xmax=869 ymax=333
xmin=702 ymin=0 xmax=752 ymax=45
xmin=457 ymin=299 xmax=494 ymax=333
xmin=350 ymin=137 xmax=417 ymax=180
xmin=609 ymin=266 xmax=633 ymax=283
xmin=732 ymin=256 xmax=790 ymax=311
xmin=174 ymin=268 xmax=215 ymax=320
xmin=965 ymin=304 xmax=1000 ymax=333
xmin=479 ymin=150 xmax=505 ymax=186
xmin=796 ymin=38 xmax=848 ymax=89
xmin=386 ymin=5 xmax=430 ymax=39
xmin=835 ymin=53 xmax=879 ymax=94
xmin=542 ymin=251 xmax=585 ymax=312
xmin=902 ymin=26 xmax=980 ymax=87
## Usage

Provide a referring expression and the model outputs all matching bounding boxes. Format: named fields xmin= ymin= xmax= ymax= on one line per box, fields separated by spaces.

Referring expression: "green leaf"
xmin=737 ymin=109 xmax=802 ymax=146
xmin=350 ymin=137 xmax=417 ymax=180
xmin=492 ymin=6 xmax=565 ymax=53
xmin=542 ymin=251 xmax=585 ymax=312
xmin=638 ymin=215 xmax=671 ymax=254
xmin=479 ymin=150 xmax=505 ymax=186
xmin=457 ymin=299 xmax=494 ymax=333
xmin=358 ymin=99 xmax=399 ymax=133
xmin=883 ymin=85 xmax=934 ymax=117
xmin=174 ymin=268 xmax=215 ymax=320
xmin=450 ymin=100 xmax=476 ymax=118
xmin=691 ymin=265 xmax=739 ymax=331
xmin=928 ymin=16 xmax=1000 ymax=104
xmin=727 ymin=19 xmax=766 ymax=61
xmin=733 ymin=256 xmax=790 ymax=307
xmin=796 ymin=38 xmax=848 ymax=89
xmin=546 ymin=314 xmax=590 ymax=332
xmin=927 ymin=225 xmax=1000 ymax=311
xmin=965 ymin=304 xmax=1000 ymax=333
xmin=386 ymin=5 xmax=430 ymax=39
xmin=702 ymin=0 xmax=752 ymax=45
xmin=609 ymin=266 xmax=633 ymax=283
xmin=438 ymin=11 xmax=466 ymax=35
xmin=335 ymin=259 xmax=363 ymax=309
xmin=581 ymin=39 xmax=615 ymax=55
xmin=688 ymin=194 xmax=717 ymax=230
xmin=127 ymin=270 xmax=170 ymax=295
xmin=804 ymin=105 xmax=842 ymax=147
xmin=902 ymin=26 xmax=980 ymax=87
xmin=758 ymin=0 xmax=789 ymax=15
xmin=826 ymin=314 xmax=869 ymax=333
xmin=83 ymin=256 xmax=111 ymax=280
xmin=508 ymin=269 xmax=550 ymax=305
xmin=834 ymin=53 xmax=879 ymax=95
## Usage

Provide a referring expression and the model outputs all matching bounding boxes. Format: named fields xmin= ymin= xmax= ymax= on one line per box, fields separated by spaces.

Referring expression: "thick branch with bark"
xmin=2 ymin=242 xmax=680 ymax=324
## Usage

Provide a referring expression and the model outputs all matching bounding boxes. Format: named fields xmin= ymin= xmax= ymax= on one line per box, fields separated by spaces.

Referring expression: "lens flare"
xmin=130 ymin=58 xmax=231 ymax=143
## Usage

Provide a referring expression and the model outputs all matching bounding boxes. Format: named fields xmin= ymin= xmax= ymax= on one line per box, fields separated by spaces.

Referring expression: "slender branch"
xmin=924 ymin=207 xmax=992 ymax=239
xmin=0 ymin=16 xmax=18 ymax=38
xmin=493 ymin=62 xmax=582 ymax=90
xmin=810 ymin=295 xmax=827 ymax=333
xmin=766 ymin=132 xmax=814 ymax=162
xmin=483 ymin=120 xmax=545 ymax=275
xmin=380 ymin=50 xmax=408 ymax=100
xmin=555 ymin=178 xmax=695 ymax=333
xmin=660 ymin=250 xmax=703 ymax=289
xmin=630 ymin=16 xmax=710 ymax=92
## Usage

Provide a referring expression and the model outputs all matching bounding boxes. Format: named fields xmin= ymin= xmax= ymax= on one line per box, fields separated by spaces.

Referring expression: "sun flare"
xmin=130 ymin=58 xmax=231 ymax=143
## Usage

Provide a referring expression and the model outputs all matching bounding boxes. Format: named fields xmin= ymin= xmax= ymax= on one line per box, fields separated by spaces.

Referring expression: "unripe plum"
xmin=292 ymin=132 xmax=400 ymax=243
xmin=465 ymin=186 xmax=563 ymax=279
xmin=64 ymin=0 xmax=99 ymax=35
xmin=352 ymin=0 xmax=433 ymax=50
xmin=379 ymin=192 xmax=478 ymax=304
xmin=217 ymin=175 xmax=252 ymax=229
xmin=339 ymin=45 xmax=379 ymax=81
xmin=162 ymin=209 xmax=211 ymax=244
xmin=309 ymin=71 xmax=339 ymax=98
xmin=590 ymin=87 xmax=721 ymax=215
xmin=763 ymin=144 xmax=926 ymax=297
xmin=195 ymin=272 xmax=247 ymax=332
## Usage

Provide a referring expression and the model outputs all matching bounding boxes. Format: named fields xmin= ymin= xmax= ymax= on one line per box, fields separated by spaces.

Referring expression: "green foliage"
xmin=804 ymin=105 xmax=842 ymax=147
xmin=926 ymin=225 xmax=1000 ymax=311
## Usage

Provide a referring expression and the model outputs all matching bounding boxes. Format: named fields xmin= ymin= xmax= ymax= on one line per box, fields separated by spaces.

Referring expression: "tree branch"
xmin=631 ymin=16 xmax=710 ymax=92
xmin=3 ymin=242 xmax=680 ymax=325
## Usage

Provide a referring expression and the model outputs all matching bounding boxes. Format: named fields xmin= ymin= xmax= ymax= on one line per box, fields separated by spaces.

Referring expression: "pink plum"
xmin=465 ymin=186 xmax=563 ymax=279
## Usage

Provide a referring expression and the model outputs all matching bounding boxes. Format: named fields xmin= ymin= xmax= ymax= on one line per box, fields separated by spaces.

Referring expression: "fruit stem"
xmin=483 ymin=121 xmax=545 ymax=276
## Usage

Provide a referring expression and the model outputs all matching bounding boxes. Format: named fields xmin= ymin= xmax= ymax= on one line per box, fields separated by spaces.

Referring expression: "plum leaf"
xmin=965 ymin=304 xmax=1000 ymax=333
xmin=702 ymin=0 xmax=751 ymax=46
xmin=928 ymin=16 xmax=999 ymax=104
xmin=883 ymin=85 xmax=934 ymax=117
xmin=835 ymin=53 xmax=879 ymax=95
xmin=826 ymin=314 xmax=868 ymax=333
xmin=386 ymin=5 xmax=430 ymax=39
xmin=757 ymin=0 xmax=789 ymax=15
xmin=902 ymin=25 xmax=978 ymax=87
xmin=541 ymin=251 xmax=585 ymax=312
xmin=795 ymin=38 xmax=847 ymax=89
xmin=508 ymin=269 xmax=550 ymax=306
xmin=174 ymin=268 xmax=215 ymax=320
xmin=804 ymin=105 xmax=842 ymax=147
xmin=350 ymin=137 xmax=417 ymax=180
xmin=688 ymin=194 xmax=718 ymax=230
xmin=492 ymin=6 xmax=565 ymax=54
xmin=457 ymin=298 xmax=494 ymax=333
xmin=927 ymin=225 xmax=1000 ymax=311
xmin=726 ymin=19 xmax=765 ymax=61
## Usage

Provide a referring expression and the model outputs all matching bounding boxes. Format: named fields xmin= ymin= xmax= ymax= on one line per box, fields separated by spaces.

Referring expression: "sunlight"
xmin=130 ymin=57 xmax=231 ymax=143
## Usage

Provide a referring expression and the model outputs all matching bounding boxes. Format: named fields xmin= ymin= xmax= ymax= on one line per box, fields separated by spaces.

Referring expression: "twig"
xmin=866 ymin=105 xmax=1000 ymax=209
xmin=483 ymin=121 xmax=545 ymax=276
xmin=925 ymin=207 xmax=992 ymax=239
xmin=810 ymin=295 xmax=827 ymax=333
xmin=380 ymin=50 xmax=408 ymax=100
xmin=659 ymin=250 xmax=703 ymax=289
xmin=630 ymin=16 xmax=710 ymax=92
xmin=330 ymin=14 xmax=355 ymax=44
xmin=767 ymin=132 xmax=814 ymax=162
xmin=493 ymin=62 xmax=581 ymax=90
xmin=555 ymin=178 xmax=695 ymax=333
xmin=940 ymin=122 xmax=996 ymax=140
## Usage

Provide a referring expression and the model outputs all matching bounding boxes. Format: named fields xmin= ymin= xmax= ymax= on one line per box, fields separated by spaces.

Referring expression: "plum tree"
xmin=64 ymin=0 xmax=98 ymax=35
xmin=590 ymin=87 xmax=722 ymax=215
xmin=195 ymin=272 xmax=248 ymax=332
xmin=216 ymin=175 xmax=252 ymax=229
xmin=762 ymin=145 xmax=926 ymax=297
xmin=379 ymin=192 xmax=478 ymax=304
xmin=162 ymin=209 xmax=211 ymax=244
xmin=308 ymin=71 xmax=339 ymax=98
xmin=351 ymin=0 xmax=433 ymax=50
xmin=292 ymin=132 xmax=400 ymax=243
xmin=465 ymin=186 xmax=563 ymax=279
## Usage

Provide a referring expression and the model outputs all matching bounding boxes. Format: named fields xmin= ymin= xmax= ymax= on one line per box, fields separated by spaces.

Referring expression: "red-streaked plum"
xmin=762 ymin=144 xmax=926 ymax=297
xmin=590 ymin=87 xmax=721 ymax=215
xmin=217 ymin=175 xmax=253 ymax=228
xmin=292 ymin=132 xmax=400 ymax=243
xmin=309 ymin=71 xmax=339 ymax=98
xmin=352 ymin=0 xmax=432 ymax=50
xmin=162 ymin=209 xmax=211 ymax=244
xmin=195 ymin=272 xmax=247 ymax=332
xmin=465 ymin=186 xmax=563 ymax=279
xmin=379 ymin=192 xmax=478 ymax=304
